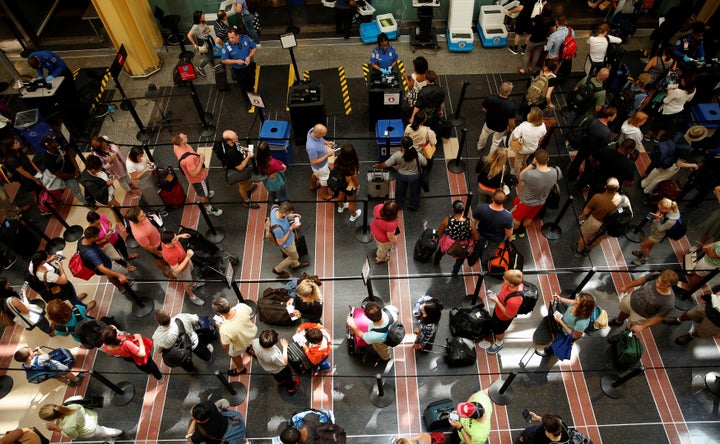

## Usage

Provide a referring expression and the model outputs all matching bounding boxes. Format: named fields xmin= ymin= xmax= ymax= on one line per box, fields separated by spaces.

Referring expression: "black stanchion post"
xmin=230 ymin=280 xmax=257 ymax=317
xmin=188 ymin=82 xmax=215 ymax=137
xmin=626 ymin=214 xmax=651 ymax=243
xmin=489 ymin=372 xmax=517 ymax=405
xmin=449 ymin=81 xmax=470 ymax=127
xmin=355 ymin=199 xmax=372 ymax=243
xmin=141 ymin=143 xmax=156 ymax=164
xmin=542 ymin=196 xmax=574 ymax=240
xmin=447 ymin=128 xmax=468 ymax=173
xmin=0 ymin=375 xmax=13 ymax=399
xmin=369 ymin=373 xmax=395 ymax=407
xmin=705 ymin=372 xmax=720 ymax=397
xmin=463 ymin=192 xmax=473 ymax=217
xmin=468 ymin=272 xmax=485 ymax=305
xmin=45 ymin=205 xmax=83 ymax=243
xmin=123 ymin=284 xmax=154 ymax=318
xmin=601 ymin=365 xmax=645 ymax=399
xmin=89 ymin=370 xmax=135 ymax=406
xmin=569 ymin=267 xmax=596 ymax=298
xmin=196 ymin=202 xmax=226 ymax=243
xmin=111 ymin=76 xmax=151 ymax=142
xmin=20 ymin=216 xmax=52 ymax=243
xmin=213 ymin=370 xmax=246 ymax=405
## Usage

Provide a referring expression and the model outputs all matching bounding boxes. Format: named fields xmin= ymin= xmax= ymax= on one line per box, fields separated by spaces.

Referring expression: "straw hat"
xmin=685 ymin=126 xmax=708 ymax=143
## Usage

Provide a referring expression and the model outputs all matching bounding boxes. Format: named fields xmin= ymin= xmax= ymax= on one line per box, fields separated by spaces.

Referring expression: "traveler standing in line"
xmin=509 ymin=107 xmax=547 ymax=176
xmin=631 ymin=198 xmax=680 ymax=265
xmin=333 ymin=144 xmax=362 ymax=221
xmin=511 ymin=149 xmax=560 ymax=236
xmin=152 ymin=309 xmax=214 ymax=374
xmin=90 ymin=136 xmax=137 ymax=195
xmin=476 ymin=82 xmax=516 ymax=153
xmin=475 ymin=148 xmax=511 ymax=204
xmin=370 ymin=201 xmax=400 ymax=264
xmin=433 ymin=200 xmax=479 ymax=275
xmin=212 ymin=296 xmax=258 ymax=376
xmin=405 ymin=110 xmax=437 ymax=173
xmin=39 ymin=403 xmax=122 ymax=441
xmin=482 ymin=269 xmax=525 ymax=354
xmin=100 ymin=325 xmax=163 ymax=380
xmin=306 ymin=124 xmax=336 ymax=201
xmin=269 ymin=201 xmax=310 ymax=278
xmin=172 ymin=132 xmax=223 ymax=216
xmin=125 ymin=146 xmax=166 ymax=213
xmin=160 ymin=231 xmax=205 ymax=306
xmin=374 ymin=137 xmax=426 ymax=211
xmin=125 ymin=207 xmax=174 ymax=279
xmin=251 ymin=329 xmax=300 ymax=395
xmin=187 ymin=10 xmax=216 ymax=77
xmin=233 ymin=0 xmax=261 ymax=44
xmin=574 ymin=177 xmax=628 ymax=254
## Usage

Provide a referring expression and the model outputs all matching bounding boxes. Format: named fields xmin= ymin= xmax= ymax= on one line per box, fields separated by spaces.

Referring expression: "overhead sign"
xmin=110 ymin=44 xmax=128 ymax=79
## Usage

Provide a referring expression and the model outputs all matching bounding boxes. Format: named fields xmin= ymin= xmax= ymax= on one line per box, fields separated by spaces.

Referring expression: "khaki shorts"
xmin=686 ymin=304 xmax=720 ymax=338
xmin=580 ymin=215 xmax=604 ymax=240
xmin=176 ymin=261 xmax=194 ymax=283
xmin=312 ymin=164 xmax=331 ymax=186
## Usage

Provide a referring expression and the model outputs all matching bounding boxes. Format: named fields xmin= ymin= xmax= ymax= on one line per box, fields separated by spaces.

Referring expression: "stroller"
xmin=178 ymin=226 xmax=239 ymax=278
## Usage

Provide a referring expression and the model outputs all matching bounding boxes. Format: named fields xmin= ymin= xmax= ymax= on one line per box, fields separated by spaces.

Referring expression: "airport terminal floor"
xmin=1 ymin=22 xmax=720 ymax=444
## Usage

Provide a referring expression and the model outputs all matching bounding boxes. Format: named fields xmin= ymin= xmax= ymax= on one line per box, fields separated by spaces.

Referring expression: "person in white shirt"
xmin=587 ymin=23 xmax=622 ymax=76
xmin=152 ymin=310 xmax=214 ymax=374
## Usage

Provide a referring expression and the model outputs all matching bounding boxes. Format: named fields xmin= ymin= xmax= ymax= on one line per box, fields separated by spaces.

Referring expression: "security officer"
xmin=369 ymin=33 xmax=398 ymax=73
xmin=221 ymin=26 xmax=257 ymax=111
xmin=673 ymin=21 xmax=705 ymax=68
xmin=27 ymin=50 xmax=72 ymax=82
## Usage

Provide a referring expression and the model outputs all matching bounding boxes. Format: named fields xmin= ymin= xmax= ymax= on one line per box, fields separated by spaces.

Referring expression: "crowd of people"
xmin=0 ymin=2 xmax=719 ymax=443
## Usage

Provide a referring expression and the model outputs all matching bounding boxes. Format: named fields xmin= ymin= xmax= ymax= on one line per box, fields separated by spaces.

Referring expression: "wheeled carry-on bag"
xmin=444 ymin=337 xmax=477 ymax=367
xmin=287 ymin=341 xmax=313 ymax=374
xmin=414 ymin=228 xmax=438 ymax=263
xmin=157 ymin=166 xmax=186 ymax=209
xmin=367 ymin=169 xmax=390 ymax=198
xmin=448 ymin=304 xmax=490 ymax=339
xmin=214 ymin=64 xmax=229 ymax=92
xmin=423 ymin=399 xmax=455 ymax=430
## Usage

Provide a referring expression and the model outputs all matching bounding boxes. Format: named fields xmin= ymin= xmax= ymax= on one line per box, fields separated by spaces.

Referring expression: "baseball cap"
xmin=457 ymin=401 xmax=484 ymax=419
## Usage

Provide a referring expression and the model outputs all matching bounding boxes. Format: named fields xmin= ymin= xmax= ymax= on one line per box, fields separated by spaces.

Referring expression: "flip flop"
xmin=127 ymin=254 xmax=140 ymax=260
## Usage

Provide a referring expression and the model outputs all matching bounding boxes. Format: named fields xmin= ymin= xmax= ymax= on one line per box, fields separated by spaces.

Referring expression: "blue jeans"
xmin=65 ymin=178 xmax=88 ymax=205
xmin=242 ymin=14 xmax=260 ymax=44
xmin=395 ymin=173 xmax=421 ymax=210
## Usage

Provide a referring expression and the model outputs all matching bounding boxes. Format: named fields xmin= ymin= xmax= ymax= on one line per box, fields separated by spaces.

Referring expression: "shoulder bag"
xmin=416 ymin=157 xmax=430 ymax=193
xmin=422 ymin=127 xmax=437 ymax=159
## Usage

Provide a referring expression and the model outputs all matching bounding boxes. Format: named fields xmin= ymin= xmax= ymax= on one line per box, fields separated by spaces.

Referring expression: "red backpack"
xmin=560 ymin=27 xmax=577 ymax=61
xmin=69 ymin=247 xmax=96 ymax=281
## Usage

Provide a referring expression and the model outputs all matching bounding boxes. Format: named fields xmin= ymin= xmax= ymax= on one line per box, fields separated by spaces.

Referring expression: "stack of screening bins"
xmin=375 ymin=119 xmax=404 ymax=162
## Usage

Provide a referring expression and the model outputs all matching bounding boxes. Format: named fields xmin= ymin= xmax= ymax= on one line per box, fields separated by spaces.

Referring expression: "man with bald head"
xmin=574 ymin=177 xmax=631 ymax=254
xmin=213 ymin=129 xmax=258 ymax=208
xmin=306 ymin=124 xmax=336 ymax=201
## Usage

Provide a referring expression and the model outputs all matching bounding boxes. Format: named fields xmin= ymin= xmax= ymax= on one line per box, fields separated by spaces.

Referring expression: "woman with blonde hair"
xmin=509 ymin=106 xmax=547 ymax=175
xmin=288 ymin=274 xmax=323 ymax=323
xmin=39 ymin=403 xmax=122 ymax=441
xmin=617 ymin=111 xmax=648 ymax=148
xmin=475 ymin=147 xmax=510 ymax=204
xmin=631 ymin=198 xmax=680 ymax=265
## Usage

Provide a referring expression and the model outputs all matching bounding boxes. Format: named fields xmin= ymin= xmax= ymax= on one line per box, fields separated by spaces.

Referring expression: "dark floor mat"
xmin=257 ymin=64 xmax=292 ymax=112
xmin=304 ymin=67 xmax=351 ymax=116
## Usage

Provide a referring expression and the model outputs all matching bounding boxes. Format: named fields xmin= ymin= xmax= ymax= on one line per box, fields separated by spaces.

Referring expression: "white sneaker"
xmin=350 ymin=209 xmax=362 ymax=222
xmin=189 ymin=295 xmax=205 ymax=306
xmin=208 ymin=207 xmax=223 ymax=217
xmin=477 ymin=340 xmax=492 ymax=349
xmin=208 ymin=190 xmax=216 ymax=199
xmin=338 ymin=202 xmax=349 ymax=213
xmin=207 ymin=344 xmax=214 ymax=354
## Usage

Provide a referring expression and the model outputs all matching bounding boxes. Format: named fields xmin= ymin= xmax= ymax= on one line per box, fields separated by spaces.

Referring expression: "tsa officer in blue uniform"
xmin=369 ymin=33 xmax=398 ymax=74
xmin=27 ymin=50 xmax=72 ymax=82
xmin=221 ymin=26 xmax=257 ymax=110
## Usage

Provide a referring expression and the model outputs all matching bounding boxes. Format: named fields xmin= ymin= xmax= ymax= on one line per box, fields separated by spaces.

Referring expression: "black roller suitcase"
xmin=414 ymin=228 xmax=438 ymax=263
xmin=423 ymin=399 xmax=455 ymax=430
xmin=287 ymin=341 xmax=313 ymax=374
xmin=214 ymin=64 xmax=229 ymax=92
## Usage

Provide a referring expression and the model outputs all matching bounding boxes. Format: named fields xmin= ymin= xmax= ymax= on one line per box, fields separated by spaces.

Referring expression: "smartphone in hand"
xmin=449 ymin=412 xmax=460 ymax=422
xmin=522 ymin=409 xmax=531 ymax=423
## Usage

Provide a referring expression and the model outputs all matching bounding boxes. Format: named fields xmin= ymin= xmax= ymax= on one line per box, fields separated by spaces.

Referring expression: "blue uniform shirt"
xmin=29 ymin=50 xmax=67 ymax=78
xmin=370 ymin=45 xmax=398 ymax=70
xmin=221 ymin=36 xmax=257 ymax=70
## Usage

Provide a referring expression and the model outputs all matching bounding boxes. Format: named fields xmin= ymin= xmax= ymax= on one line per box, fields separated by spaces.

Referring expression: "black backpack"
xmin=75 ymin=318 xmax=108 ymax=349
xmin=371 ymin=308 xmax=405 ymax=347
xmin=313 ymin=422 xmax=347 ymax=444
xmin=327 ymin=168 xmax=348 ymax=193
xmin=444 ymin=337 xmax=477 ymax=367
xmin=603 ymin=195 xmax=633 ymax=237
xmin=666 ymin=214 xmax=687 ymax=241
xmin=567 ymin=79 xmax=602 ymax=115
xmin=448 ymin=303 xmax=490 ymax=339
xmin=505 ymin=281 xmax=539 ymax=316
xmin=567 ymin=117 xmax=595 ymax=147
xmin=604 ymin=36 xmax=625 ymax=68
xmin=611 ymin=84 xmax=636 ymax=117
xmin=161 ymin=318 xmax=194 ymax=368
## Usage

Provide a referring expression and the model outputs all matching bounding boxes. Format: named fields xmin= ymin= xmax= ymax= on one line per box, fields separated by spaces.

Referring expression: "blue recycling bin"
xmin=260 ymin=120 xmax=292 ymax=165
xmin=375 ymin=119 xmax=404 ymax=162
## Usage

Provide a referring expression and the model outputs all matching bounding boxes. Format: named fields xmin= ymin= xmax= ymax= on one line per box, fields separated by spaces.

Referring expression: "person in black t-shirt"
xmin=517 ymin=412 xmax=570 ymax=444
xmin=477 ymin=82 xmax=516 ymax=153
xmin=585 ymin=138 xmax=636 ymax=199
xmin=411 ymin=71 xmax=446 ymax=134
xmin=36 ymin=135 xmax=88 ymax=207
xmin=213 ymin=130 xmax=258 ymax=208
xmin=566 ymin=106 xmax=616 ymax=183
xmin=187 ymin=401 xmax=236 ymax=444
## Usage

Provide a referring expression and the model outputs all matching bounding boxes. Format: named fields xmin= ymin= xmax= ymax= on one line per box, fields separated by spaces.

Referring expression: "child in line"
xmin=295 ymin=322 xmax=332 ymax=372
xmin=413 ymin=295 xmax=443 ymax=351
xmin=251 ymin=329 xmax=300 ymax=396
xmin=14 ymin=345 xmax=84 ymax=386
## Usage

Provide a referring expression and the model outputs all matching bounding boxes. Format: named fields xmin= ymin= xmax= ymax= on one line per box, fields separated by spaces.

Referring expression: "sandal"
xmin=78 ymin=292 xmax=89 ymax=300
xmin=127 ymin=253 xmax=140 ymax=260
xmin=228 ymin=367 xmax=247 ymax=376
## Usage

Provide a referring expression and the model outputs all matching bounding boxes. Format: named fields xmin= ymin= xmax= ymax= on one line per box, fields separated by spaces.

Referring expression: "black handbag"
xmin=161 ymin=319 xmax=193 ymax=368
xmin=416 ymin=157 xmax=430 ymax=192
xmin=545 ymin=167 xmax=561 ymax=210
